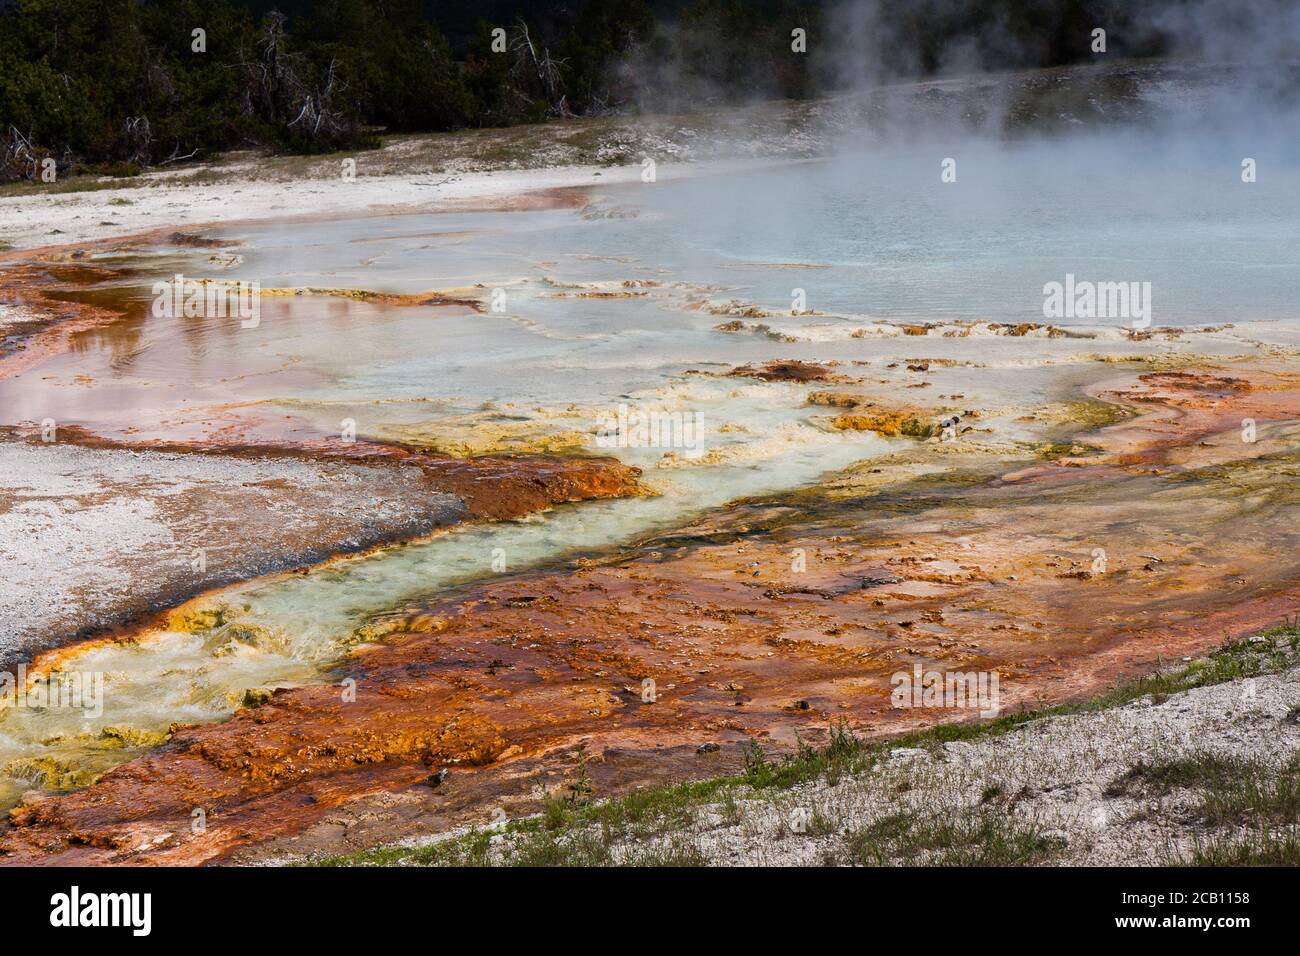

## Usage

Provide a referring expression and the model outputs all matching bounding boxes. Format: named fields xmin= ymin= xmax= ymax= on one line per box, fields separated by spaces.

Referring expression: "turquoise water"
xmin=228 ymin=145 xmax=1300 ymax=334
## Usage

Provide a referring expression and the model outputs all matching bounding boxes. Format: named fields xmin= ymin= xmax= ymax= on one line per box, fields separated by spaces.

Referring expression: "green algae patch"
xmin=210 ymin=622 xmax=290 ymax=656
xmin=1088 ymin=352 xmax=1248 ymax=372
xmin=1052 ymin=398 xmax=1137 ymax=431
xmin=1163 ymin=448 xmax=1300 ymax=499
xmin=348 ymin=618 xmax=403 ymax=645
xmin=1035 ymin=440 xmax=1104 ymax=461
xmin=168 ymin=605 xmax=230 ymax=633
xmin=380 ymin=420 xmax=591 ymax=457
xmin=807 ymin=390 xmax=869 ymax=408
xmin=242 ymin=687 xmax=275 ymax=708
xmin=98 ymin=726 xmax=170 ymax=749
xmin=4 ymin=755 xmax=103 ymax=790
xmin=827 ymin=412 xmax=934 ymax=439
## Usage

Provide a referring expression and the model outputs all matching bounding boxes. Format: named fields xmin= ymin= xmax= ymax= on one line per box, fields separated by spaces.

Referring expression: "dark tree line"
xmin=0 ymin=0 xmax=1163 ymax=181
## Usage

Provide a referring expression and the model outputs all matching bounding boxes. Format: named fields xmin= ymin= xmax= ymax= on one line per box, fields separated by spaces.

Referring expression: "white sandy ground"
xmin=308 ymin=655 xmax=1300 ymax=867
xmin=0 ymin=441 xmax=463 ymax=660
xmin=0 ymin=157 xmax=783 ymax=252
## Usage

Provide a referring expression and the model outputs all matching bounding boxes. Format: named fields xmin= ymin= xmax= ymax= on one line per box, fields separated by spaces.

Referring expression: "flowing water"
xmin=3 ymin=142 xmax=1299 ymax=806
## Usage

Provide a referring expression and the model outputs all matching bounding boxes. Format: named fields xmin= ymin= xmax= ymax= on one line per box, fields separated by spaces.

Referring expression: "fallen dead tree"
xmin=1 ymin=126 xmax=47 ymax=182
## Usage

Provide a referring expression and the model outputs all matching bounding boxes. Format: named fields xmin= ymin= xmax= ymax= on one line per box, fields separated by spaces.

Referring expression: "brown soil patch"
xmin=727 ymin=360 xmax=836 ymax=383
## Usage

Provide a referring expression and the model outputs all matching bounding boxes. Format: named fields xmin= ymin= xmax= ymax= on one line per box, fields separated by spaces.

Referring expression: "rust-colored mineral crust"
xmin=6 ymin=363 xmax=1300 ymax=865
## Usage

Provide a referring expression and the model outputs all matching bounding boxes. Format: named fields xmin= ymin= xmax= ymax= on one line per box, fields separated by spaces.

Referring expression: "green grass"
xmin=301 ymin=813 xmax=710 ymax=868
xmin=0 ymin=176 xmax=151 ymax=198
xmin=583 ymin=777 xmax=730 ymax=841
xmin=1177 ymin=828 xmax=1300 ymax=866
xmin=1201 ymin=755 xmax=1300 ymax=828
xmin=1103 ymin=752 xmax=1255 ymax=800
xmin=1105 ymin=724 xmax=1300 ymax=867
xmin=839 ymin=807 xmax=1062 ymax=867
xmin=303 ymin=625 xmax=1300 ymax=867
xmin=1113 ymin=751 xmax=1300 ymax=828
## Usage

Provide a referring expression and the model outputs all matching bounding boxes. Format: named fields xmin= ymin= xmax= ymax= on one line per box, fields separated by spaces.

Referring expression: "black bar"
xmin=3 ymin=866 xmax=1279 ymax=941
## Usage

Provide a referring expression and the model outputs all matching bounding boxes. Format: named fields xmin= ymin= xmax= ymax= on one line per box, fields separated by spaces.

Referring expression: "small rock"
xmin=427 ymin=768 xmax=450 ymax=788
xmin=242 ymin=687 xmax=273 ymax=708
xmin=1040 ymin=829 xmax=1070 ymax=849
xmin=696 ymin=742 xmax=721 ymax=754
xmin=889 ymin=747 xmax=928 ymax=761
